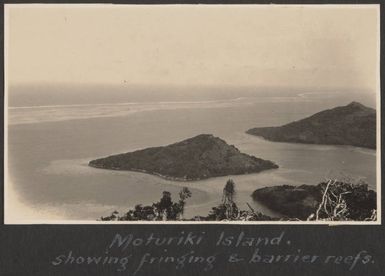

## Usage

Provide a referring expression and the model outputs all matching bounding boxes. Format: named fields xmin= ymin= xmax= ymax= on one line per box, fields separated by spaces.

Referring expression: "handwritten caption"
xmin=51 ymin=231 xmax=374 ymax=274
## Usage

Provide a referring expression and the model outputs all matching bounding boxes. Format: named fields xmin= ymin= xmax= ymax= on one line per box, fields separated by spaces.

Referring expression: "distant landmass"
xmin=246 ymin=101 xmax=376 ymax=149
xmin=89 ymin=134 xmax=278 ymax=181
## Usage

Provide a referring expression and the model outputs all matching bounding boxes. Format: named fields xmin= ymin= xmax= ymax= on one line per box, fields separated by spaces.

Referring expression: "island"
xmin=252 ymin=184 xmax=321 ymax=219
xmin=89 ymin=134 xmax=278 ymax=181
xmin=252 ymin=182 xmax=376 ymax=220
xmin=246 ymin=101 xmax=376 ymax=149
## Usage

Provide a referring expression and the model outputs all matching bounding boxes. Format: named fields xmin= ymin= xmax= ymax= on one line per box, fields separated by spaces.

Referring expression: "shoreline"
xmin=245 ymin=133 xmax=377 ymax=151
xmin=88 ymin=163 xmax=204 ymax=182
xmin=88 ymin=163 xmax=279 ymax=182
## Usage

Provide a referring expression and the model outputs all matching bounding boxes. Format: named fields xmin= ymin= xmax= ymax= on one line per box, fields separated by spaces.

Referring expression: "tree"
xmin=100 ymin=188 xmax=193 ymax=221
xmin=223 ymin=179 xmax=235 ymax=203
xmin=155 ymin=191 xmax=173 ymax=220
xmin=175 ymin=187 xmax=192 ymax=220
xmin=222 ymin=179 xmax=238 ymax=219
xmin=308 ymin=179 xmax=377 ymax=221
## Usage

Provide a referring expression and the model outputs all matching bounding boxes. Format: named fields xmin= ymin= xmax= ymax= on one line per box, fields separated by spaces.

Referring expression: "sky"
xmin=5 ymin=4 xmax=379 ymax=93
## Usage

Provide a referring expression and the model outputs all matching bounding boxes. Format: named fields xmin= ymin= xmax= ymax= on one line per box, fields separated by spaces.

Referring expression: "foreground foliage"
xmin=100 ymin=178 xmax=376 ymax=222
xmin=100 ymin=187 xmax=191 ymax=221
xmin=308 ymin=179 xmax=377 ymax=221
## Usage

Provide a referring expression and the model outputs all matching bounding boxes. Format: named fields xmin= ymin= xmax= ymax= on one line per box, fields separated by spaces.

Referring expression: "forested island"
xmin=246 ymin=102 xmax=376 ymax=149
xmin=89 ymin=134 xmax=278 ymax=181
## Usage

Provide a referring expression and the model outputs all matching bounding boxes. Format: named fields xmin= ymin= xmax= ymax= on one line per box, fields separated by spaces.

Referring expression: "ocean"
xmin=6 ymin=85 xmax=377 ymax=222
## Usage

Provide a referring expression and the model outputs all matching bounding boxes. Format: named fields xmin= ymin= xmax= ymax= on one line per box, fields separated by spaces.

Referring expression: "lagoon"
xmin=6 ymin=88 xmax=377 ymax=222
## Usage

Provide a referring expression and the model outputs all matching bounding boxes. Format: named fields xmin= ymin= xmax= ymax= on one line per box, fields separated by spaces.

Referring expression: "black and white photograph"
xmin=4 ymin=4 xmax=381 ymax=224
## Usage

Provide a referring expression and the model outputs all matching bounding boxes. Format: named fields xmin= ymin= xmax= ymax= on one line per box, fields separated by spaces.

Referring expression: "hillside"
xmin=246 ymin=101 xmax=376 ymax=149
xmin=89 ymin=134 xmax=278 ymax=181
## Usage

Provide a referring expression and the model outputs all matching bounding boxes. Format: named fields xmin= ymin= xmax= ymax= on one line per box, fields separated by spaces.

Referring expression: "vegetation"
xmin=252 ymin=184 xmax=321 ymax=219
xmin=100 ymin=178 xmax=376 ymax=222
xmin=308 ymin=179 xmax=377 ymax=221
xmin=100 ymin=179 xmax=274 ymax=221
xmin=246 ymin=101 xmax=376 ymax=149
xmin=100 ymin=187 xmax=191 ymax=221
xmin=252 ymin=179 xmax=377 ymax=221
xmin=89 ymin=134 xmax=278 ymax=181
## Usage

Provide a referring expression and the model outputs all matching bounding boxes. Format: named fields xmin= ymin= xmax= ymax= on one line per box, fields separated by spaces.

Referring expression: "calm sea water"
xmin=6 ymin=86 xmax=377 ymax=221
